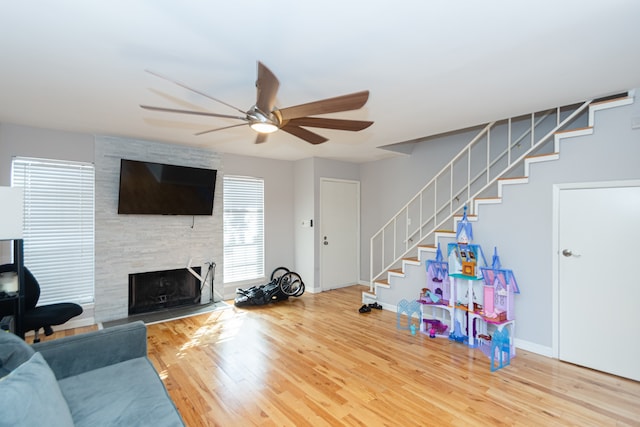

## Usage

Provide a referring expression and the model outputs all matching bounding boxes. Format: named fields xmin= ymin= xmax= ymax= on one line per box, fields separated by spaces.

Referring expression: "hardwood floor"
xmin=24 ymin=324 xmax=98 ymax=344
xmin=42 ymin=285 xmax=640 ymax=426
xmin=141 ymin=285 xmax=640 ymax=426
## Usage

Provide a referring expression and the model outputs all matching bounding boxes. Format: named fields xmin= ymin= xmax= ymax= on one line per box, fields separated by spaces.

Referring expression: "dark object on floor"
xmin=235 ymin=267 xmax=305 ymax=307
xmin=368 ymin=302 xmax=383 ymax=310
xmin=359 ymin=304 xmax=371 ymax=313
xmin=0 ymin=264 xmax=83 ymax=342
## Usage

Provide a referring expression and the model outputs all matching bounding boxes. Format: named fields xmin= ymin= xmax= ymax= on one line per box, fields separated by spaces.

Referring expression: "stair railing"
xmin=369 ymin=100 xmax=592 ymax=291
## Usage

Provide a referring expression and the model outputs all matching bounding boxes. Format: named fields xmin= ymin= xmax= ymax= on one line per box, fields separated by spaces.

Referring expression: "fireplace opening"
xmin=129 ymin=267 xmax=201 ymax=315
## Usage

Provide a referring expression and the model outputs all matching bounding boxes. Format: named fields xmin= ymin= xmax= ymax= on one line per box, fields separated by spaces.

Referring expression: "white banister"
xmin=369 ymin=100 xmax=592 ymax=289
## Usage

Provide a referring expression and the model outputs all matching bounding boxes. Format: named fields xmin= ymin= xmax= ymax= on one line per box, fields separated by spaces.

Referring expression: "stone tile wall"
xmin=94 ymin=136 xmax=222 ymax=322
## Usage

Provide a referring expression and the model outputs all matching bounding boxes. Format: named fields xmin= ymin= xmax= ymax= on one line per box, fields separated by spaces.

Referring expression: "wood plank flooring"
xmin=39 ymin=285 xmax=640 ymax=426
xmin=143 ymin=285 xmax=640 ymax=426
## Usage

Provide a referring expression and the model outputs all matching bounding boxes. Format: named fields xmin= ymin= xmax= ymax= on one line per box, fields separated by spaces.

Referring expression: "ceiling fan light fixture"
xmin=248 ymin=106 xmax=279 ymax=133
xmin=250 ymin=122 xmax=279 ymax=134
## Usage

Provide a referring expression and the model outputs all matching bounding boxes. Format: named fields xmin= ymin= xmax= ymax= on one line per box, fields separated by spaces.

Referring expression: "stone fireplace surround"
xmin=94 ymin=136 xmax=223 ymax=323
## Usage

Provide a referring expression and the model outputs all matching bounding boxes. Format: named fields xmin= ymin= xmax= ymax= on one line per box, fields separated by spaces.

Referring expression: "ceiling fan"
xmin=140 ymin=61 xmax=373 ymax=145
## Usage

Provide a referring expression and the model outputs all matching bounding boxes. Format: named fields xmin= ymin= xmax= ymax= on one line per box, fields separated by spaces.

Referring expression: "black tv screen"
xmin=117 ymin=159 xmax=217 ymax=215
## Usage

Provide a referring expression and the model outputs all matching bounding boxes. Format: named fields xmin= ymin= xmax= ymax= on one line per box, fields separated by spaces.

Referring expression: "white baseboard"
xmin=514 ymin=338 xmax=553 ymax=358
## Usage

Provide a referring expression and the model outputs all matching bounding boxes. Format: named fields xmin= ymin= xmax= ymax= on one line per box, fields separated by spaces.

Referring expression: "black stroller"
xmin=234 ymin=267 xmax=305 ymax=307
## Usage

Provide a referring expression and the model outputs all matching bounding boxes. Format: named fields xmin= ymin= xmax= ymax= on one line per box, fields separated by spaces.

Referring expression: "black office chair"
xmin=0 ymin=263 xmax=83 ymax=342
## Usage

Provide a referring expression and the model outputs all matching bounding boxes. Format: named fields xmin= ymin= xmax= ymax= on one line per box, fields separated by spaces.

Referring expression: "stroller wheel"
xmin=279 ymin=272 xmax=304 ymax=296
xmin=270 ymin=266 xmax=290 ymax=283
xmin=294 ymin=281 xmax=305 ymax=297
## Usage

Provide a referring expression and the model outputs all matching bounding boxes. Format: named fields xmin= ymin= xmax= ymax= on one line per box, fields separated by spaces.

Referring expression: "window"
xmin=223 ymin=176 xmax=264 ymax=283
xmin=11 ymin=157 xmax=95 ymax=305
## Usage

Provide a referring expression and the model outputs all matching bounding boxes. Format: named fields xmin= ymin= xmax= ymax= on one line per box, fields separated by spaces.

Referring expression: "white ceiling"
xmin=1 ymin=1 xmax=639 ymax=163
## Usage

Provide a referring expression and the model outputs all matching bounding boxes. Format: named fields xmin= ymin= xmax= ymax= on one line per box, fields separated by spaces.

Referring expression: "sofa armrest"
xmin=32 ymin=321 xmax=147 ymax=380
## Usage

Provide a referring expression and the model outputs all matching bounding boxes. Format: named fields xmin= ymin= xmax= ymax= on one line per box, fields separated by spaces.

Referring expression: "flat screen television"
xmin=117 ymin=159 xmax=217 ymax=215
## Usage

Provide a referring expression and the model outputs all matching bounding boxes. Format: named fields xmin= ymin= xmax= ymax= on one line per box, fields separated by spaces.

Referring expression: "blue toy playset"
xmin=488 ymin=327 xmax=511 ymax=371
xmin=479 ymin=247 xmax=520 ymax=322
xmin=396 ymin=298 xmax=421 ymax=331
xmin=424 ymin=243 xmax=450 ymax=305
xmin=405 ymin=205 xmax=520 ymax=371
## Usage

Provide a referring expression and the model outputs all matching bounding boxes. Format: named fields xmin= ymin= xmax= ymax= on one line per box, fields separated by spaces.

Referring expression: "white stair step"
xmin=388 ymin=269 xmax=405 ymax=278
xmin=553 ymin=127 xmax=594 ymax=151
xmin=498 ymin=177 xmax=529 ymax=196
xmin=589 ymin=96 xmax=633 ymax=125
xmin=474 ymin=197 xmax=501 ymax=213
xmin=402 ymin=257 xmax=421 ymax=267
xmin=524 ymin=153 xmax=560 ymax=175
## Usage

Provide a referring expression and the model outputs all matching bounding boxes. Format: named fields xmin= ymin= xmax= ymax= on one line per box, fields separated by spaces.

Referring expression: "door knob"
xmin=562 ymin=249 xmax=580 ymax=257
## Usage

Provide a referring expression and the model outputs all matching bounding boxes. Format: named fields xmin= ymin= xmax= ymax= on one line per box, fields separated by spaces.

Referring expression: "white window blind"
xmin=223 ymin=176 xmax=264 ymax=283
xmin=11 ymin=157 xmax=95 ymax=305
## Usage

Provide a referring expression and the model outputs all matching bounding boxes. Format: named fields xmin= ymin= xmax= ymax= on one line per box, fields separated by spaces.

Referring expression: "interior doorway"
xmin=553 ymin=181 xmax=640 ymax=381
xmin=320 ymin=178 xmax=360 ymax=291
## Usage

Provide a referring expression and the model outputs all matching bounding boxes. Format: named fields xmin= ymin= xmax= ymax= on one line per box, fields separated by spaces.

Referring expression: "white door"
xmin=557 ymin=183 xmax=640 ymax=381
xmin=320 ymin=179 xmax=359 ymax=291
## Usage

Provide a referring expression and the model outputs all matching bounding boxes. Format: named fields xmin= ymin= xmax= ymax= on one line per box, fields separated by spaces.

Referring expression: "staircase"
xmin=366 ymin=91 xmax=635 ymax=304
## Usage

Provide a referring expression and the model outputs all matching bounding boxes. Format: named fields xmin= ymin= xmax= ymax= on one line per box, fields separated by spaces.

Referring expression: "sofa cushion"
xmin=0 ymin=330 xmax=35 ymax=378
xmin=58 ymin=356 xmax=184 ymax=427
xmin=0 ymin=352 xmax=75 ymax=427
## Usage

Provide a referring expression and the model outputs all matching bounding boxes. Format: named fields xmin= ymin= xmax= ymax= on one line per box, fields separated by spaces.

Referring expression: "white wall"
xmin=0 ymin=124 xmax=95 ymax=180
xmin=293 ymin=158 xmax=315 ymax=290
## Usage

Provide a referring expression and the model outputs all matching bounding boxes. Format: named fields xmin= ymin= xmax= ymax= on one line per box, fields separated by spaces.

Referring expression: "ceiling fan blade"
xmin=278 ymin=90 xmax=370 ymax=121
xmin=145 ymin=69 xmax=247 ymax=115
xmin=285 ymin=117 xmax=373 ymax=131
xmin=255 ymin=61 xmax=280 ymax=114
xmin=280 ymin=124 xmax=328 ymax=145
xmin=255 ymin=133 xmax=269 ymax=144
xmin=194 ymin=123 xmax=248 ymax=136
xmin=140 ymin=105 xmax=247 ymax=121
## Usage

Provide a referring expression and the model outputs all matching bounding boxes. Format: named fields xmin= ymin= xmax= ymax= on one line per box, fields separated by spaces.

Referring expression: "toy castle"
xmin=418 ymin=206 xmax=520 ymax=371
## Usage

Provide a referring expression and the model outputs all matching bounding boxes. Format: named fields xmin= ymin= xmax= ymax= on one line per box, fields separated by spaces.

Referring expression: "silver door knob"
xmin=562 ymin=249 xmax=580 ymax=257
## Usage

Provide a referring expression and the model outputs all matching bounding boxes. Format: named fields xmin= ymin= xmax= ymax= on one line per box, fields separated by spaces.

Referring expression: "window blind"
xmin=11 ymin=157 xmax=95 ymax=305
xmin=223 ymin=176 xmax=264 ymax=283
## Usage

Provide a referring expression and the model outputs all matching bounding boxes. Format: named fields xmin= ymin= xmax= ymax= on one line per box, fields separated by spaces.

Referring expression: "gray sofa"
xmin=0 ymin=321 xmax=184 ymax=426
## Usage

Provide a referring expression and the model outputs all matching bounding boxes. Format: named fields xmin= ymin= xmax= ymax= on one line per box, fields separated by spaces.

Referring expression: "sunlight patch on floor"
xmin=175 ymin=308 xmax=247 ymax=358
